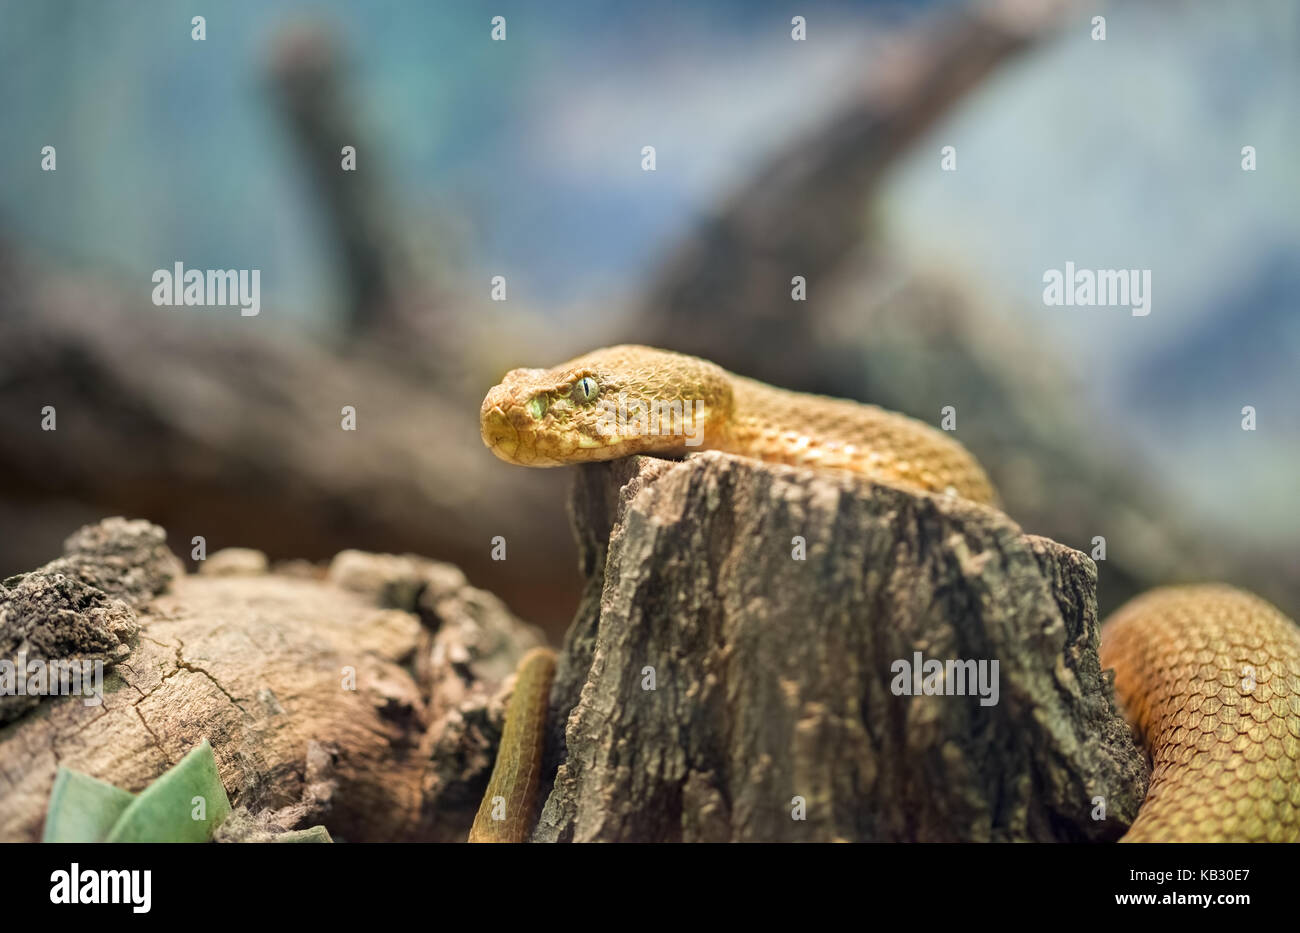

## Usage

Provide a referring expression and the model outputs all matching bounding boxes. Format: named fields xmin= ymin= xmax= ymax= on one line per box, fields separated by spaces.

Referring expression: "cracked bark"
xmin=0 ymin=519 xmax=546 ymax=842
xmin=534 ymin=452 xmax=1147 ymax=842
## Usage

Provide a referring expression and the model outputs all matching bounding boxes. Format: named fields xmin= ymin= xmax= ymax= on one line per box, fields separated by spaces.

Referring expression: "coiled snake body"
xmin=476 ymin=344 xmax=1300 ymax=843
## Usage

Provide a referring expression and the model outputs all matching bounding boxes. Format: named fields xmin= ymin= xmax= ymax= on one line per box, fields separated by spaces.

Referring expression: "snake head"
xmin=480 ymin=345 xmax=734 ymax=466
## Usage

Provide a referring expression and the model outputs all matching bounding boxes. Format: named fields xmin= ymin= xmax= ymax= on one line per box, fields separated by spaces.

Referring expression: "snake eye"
xmin=572 ymin=376 xmax=599 ymax=403
xmin=526 ymin=395 xmax=549 ymax=419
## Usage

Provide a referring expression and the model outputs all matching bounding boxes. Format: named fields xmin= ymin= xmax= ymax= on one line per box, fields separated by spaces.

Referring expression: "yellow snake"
xmin=473 ymin=344 xmax=1300 ymax=843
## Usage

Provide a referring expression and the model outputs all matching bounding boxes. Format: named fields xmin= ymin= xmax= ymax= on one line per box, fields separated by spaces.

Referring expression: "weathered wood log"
xmin=0 ymin=519 xmax=545 ymax=843
xmin=536 ymin=452 xmax=1146 ymax=841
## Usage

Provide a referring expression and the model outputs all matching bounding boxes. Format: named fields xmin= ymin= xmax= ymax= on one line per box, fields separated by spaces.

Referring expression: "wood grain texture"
xmin=533 ymin=452 xmax=1145 ymax=841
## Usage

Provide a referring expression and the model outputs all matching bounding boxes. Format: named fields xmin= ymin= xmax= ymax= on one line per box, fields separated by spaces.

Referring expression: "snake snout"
xmin=481 ymin=407 xmax=520 ymax=462
xmin=480 ymin=390 xmax=523 ymax=462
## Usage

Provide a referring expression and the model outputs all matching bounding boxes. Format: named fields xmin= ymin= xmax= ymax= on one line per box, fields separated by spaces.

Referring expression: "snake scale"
xmin=474 ymin=344 xmax=1300 ymax=843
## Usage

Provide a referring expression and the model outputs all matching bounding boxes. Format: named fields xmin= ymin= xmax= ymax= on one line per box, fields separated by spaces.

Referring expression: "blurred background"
xmin=1 ymin=0 xmax=1296 ymax=636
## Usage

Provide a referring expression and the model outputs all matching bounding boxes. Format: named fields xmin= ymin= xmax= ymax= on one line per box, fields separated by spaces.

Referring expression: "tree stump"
xmin=536 ymin=452 xmax=1146 ymax=841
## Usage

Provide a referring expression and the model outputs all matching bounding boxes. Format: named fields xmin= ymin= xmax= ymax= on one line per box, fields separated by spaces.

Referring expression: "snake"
xmin=473 ymin=344 xmax=1300 ymax=843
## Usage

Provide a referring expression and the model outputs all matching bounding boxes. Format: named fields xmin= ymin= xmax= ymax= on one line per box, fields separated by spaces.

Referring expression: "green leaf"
xmin=42 ymin=768 xmax=136 ymax=843
xmin=105 ymin=740 xmax=232 ymax=842
xmin=272 ymin=825 xmax=333 ymax=843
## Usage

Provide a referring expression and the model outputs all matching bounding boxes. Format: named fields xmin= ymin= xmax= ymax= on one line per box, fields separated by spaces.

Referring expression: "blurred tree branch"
xmin=630 ymin=0 xmax=1296 ymax=618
